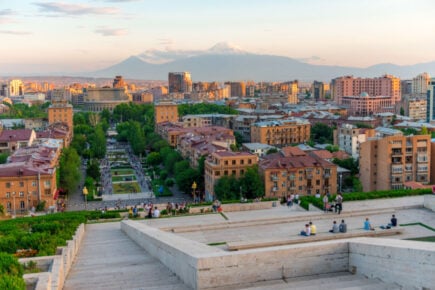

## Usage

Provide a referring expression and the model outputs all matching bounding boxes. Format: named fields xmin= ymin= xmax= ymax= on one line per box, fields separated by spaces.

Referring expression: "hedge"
xmin=0 ymin=253 xmax=25 ymax=290
xmin=299 ymin=188 xmax=432 ymax=211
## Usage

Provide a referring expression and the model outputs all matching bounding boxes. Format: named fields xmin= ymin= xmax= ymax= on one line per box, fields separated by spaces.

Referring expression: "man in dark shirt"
xmin=390 ymin=214 xmax=397 ymax=227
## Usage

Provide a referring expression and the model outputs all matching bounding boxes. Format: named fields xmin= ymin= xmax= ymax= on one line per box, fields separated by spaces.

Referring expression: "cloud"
xmin=0 ymin=9 xmax=15 ymax=16
xmin=0 ymin=30 xmax=32 ymax=35
xmin=157 ymin=38 xmax=174 ymax=46
xmin=297 ymin=55 xmax=325 ymax=63
xmin=95 ymin=27 xmax=127 ymax=36
xmin=33 ymin=2 xmax=120 ymax=16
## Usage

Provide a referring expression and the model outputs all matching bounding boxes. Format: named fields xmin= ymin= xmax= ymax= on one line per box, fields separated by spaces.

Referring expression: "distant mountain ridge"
xmin=91 ymin=43 xmax=435 ymax=81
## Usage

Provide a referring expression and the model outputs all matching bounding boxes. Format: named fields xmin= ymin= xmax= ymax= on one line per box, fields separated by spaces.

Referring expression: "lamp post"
xmin=192 ymin=181 xmax=197 ymax=203
xmin=82 ymin=186 xmax=88 ymax=210
xmin=339 ymin=173 xmax=343 ymax=193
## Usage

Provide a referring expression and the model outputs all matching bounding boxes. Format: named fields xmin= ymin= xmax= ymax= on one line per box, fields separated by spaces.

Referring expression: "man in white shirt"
xmin=152 ymin=207 xmax=160 ymax=218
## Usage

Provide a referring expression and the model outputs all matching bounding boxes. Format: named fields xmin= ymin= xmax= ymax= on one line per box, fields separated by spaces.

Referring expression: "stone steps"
xmin=63 ymin=222 xmax=190 ymax=290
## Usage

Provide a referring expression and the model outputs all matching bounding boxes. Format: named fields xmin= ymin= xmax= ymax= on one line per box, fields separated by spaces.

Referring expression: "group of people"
xmin=300 ymin=215 xmax=398 ymax=236
xmin=286 ymin=194 xmax=300 ymax=207
xmin=323 ymin=193 xmax=343 ymax=214
xmin=300 ymin=220 xmax=347 ymax=236
xmin=166 ymin=201 xmax=187 ymax=215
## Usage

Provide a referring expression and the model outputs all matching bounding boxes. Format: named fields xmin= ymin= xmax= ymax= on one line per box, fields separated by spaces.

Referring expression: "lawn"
xmin=113 ymin=182 xmax=141 ymax=194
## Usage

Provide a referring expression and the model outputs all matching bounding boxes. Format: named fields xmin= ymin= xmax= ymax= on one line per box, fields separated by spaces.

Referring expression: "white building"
xmin=337 ymin=124 xmax=371 ymax=159
xmin=412 ymin=73 xmax=430 ymax=95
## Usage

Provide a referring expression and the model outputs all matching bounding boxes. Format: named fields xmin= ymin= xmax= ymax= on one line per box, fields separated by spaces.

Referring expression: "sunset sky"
xmin=1 ymin=0 xmax=435 ymax=73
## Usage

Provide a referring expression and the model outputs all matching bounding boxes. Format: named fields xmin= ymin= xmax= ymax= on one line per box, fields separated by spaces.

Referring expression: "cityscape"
xmin=0 ymin=1 xmax=435 ymax=290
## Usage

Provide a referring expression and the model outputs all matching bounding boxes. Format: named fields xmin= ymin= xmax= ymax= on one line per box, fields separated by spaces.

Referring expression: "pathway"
xmin=63 ymin=222 xmax=190 ymax=290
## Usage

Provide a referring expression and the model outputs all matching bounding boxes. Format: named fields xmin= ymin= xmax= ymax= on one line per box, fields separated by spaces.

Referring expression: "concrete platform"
xmin=63 ymin=222 xmax=190 ymax=290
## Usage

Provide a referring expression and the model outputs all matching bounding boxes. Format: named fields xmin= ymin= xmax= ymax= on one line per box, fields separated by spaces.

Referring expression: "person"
xmin=364 ymin=218 xmax=374 ymax=230
xmin=335 ymin=193 xmax=343 ymax=214
xmin=339 ymin=220 xmax=347 ymax=233
xmin=323 ymin=194 xmax=329 ymax=212
xmin=212 ymin=199 xmax=221 ymax=212
xmin=152 ymin=206 xmax=160 ymax=218
xmin=295 ymin=194 xmax=300 ymax=205
xmin=309 ymin=221 xmax=317 ymax=235
xmin=329 ymin=220 xmax=339 ymax=233
xmin=390 ymin=214 xmax=397 ymax=227
xmin=300 ymin=224 xmax=311 ymax=236
xmin=286 ymin=195 xmax=292 ymax=207
xmin=381 ymin=214 xmax=398 ymax=229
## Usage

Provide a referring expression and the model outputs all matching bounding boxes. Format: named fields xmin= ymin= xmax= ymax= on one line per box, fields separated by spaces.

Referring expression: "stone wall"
xmin=189 ymin=201 xmax=274 ymax=214
xmin=349 ymin=238 xmax=435 ymax=290
xmin=21 ymin=223 xmax=86 ymax=290
xmin=424 ymin=194 xmax=435 ymax=212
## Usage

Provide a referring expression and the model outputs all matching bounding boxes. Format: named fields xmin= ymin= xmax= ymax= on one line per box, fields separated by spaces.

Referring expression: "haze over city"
xmin=1 ymin=0 xmax=435 ymax=75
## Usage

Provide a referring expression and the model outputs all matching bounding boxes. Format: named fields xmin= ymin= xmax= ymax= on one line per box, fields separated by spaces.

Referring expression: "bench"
xmin=226 ymin=227 xmax=404 ymax=251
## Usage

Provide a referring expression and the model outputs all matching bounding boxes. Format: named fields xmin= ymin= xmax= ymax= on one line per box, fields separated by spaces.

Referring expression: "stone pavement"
xmin=63 ymin=222 xmax=190 ymax=290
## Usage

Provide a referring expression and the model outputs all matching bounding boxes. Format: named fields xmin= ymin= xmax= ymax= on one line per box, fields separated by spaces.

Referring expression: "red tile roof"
xmin=260 ymin=154 xmax=335 ymax=170
xmin=310 ymin=150 xmax=333 ymax=159
xmin=281 ymin=146 xmax=306 ymax=157
xmin=0 ymin=129 xmax=33 ymax=142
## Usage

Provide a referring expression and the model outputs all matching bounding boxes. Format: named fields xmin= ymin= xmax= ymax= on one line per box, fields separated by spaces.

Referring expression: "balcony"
xmin=306 ymin=174 xmax=313 ymax=179
xmin=288 ymin=175 xmax=296 ymax=180
xmin=391 ymin=150 xmax=402 ymax=157
xmin=271 ymin=187 xmax=278 ymax=192
xmin=270 ymin=175 xmax=279 ymax=181
xmin=323 ymin=173 xmax=331 ymax=178
xmin=417 ymin=155 xmax=428 ymax=163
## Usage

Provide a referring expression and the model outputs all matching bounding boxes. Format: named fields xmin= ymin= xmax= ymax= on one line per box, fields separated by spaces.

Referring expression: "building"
xmin=181 ymin=114 xmax=234 ymax=129
xmin=227 ymin=82 xmax=246 ymax=97
xmin=403 ymin=97 xmax=427 ymax=120
xmin=341 ymin=93 xmax=395 ymax=117
xmin=312 ymin=81 xmax=326 ymax=100
xmin=154 ymin=101 xmax=179 ymax=126
xmin=250 ymin=118 xmax=311 ymax=146
xmin=427 ymin=78 xmax=435 ymax=122
xmin=83 ymin=87 xmax=131 ymax=112
xmin=8 ymin=79 xmax=24 ymax=96
xmin=359 ymin=134 xmax=431 ymax=192
xmin=259 ymin=148 xmax=337 ymax=198
xmin=0 ymin=145 xmax=60 ymax=215
xmin=47 ymin=98 xmax=73 ymax=130
xmin=168 ymin=72 xmax=192 ymax=93
xmin=204 ymin=151 xmax=258 ymax=200
xmin=242 ymin=143 xmax=276 ymax=157
xmin=412 ymin=73 xmax=430 ymax=95
xmin=132 ymin=91 xmax=153 ymax=103
xmin=336 ymin=124 xmax=375 ymax=159
xmin=0 ymin=129 xmax=36 ymax=153
xmin=331 ymin=75 xmax=401 ymax=105
xmin=113 ymin=76 xmax=127 ymax=89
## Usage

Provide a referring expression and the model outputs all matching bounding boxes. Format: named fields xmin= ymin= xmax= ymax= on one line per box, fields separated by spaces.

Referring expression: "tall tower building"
xmin=427 ymin=78 xmax=435 ymax=123
xmin=9 ymin=79 xmax=24 ymax=96
xmin=226 ymin=82 xmax=246 ymax=97
xmin=412 ymin=73 xmax=430 ymax=95
xmin=168 ymin=72 xmax=192 ymax=93
xmin=312 ymin=81 xmax=325 ymax=100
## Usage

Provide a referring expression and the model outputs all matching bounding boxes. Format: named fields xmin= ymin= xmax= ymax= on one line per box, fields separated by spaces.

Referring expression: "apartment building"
xmin=336 ymin=124 xmax=375 ymax=159
xmin=402 ymin=97 xmax=427 ymax=120
xmin=250 ymin=118 xmax=310 ymax=146
xmin=48 ymin=98 xmax=73 ymax=130
xmin=0 ymin=129 xmax=36 ymax=153
xmin=359 ymin=134 xmax=431 ymax=192
xmin=154 ymin=101 xmax=179 ymax=126
xmin=204 ymin=151 xmax=258 ymax=200
xmin=259 ymin=148 xmax=337 ymax=198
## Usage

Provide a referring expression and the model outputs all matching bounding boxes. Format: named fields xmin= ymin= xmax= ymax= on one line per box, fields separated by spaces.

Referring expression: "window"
xmin=316 ymin=180 xmax=320 ymax=185
xmin=6 ymin=182 xmax=11 ymax=188
xmin=224 ymin=170 xmax=228 ymax=176
xmin=232 ymin=160 xmax=236 ymax=165
xmin=240 ymin=160 xmax=244 ymax=165
xmin=19 ymin=192 xmax=24 ymax=197
xmin=7 ymin=202 xmax=11 ymax=209
xmin=20 ymin=201 xmax=25 ymax=209
xmin=32 ymin=181 xmax=37 ymax=187
xmin=232 ymin=170 xmax=236 ymax=175
xmin=6 ymin=192 xmax=10 ymax=198
xmin=44 ymin=181 xmax=50 ymax=187
xmin=215 ymin=171 xmax=220 ymax=176
xmin=44 ymin=189 xmax=51 ymax=195
xmin=19 ymin=182 xmax=24 ymax=187
xmin=240 ymin=169 xmax=244 ymax=175
xmin=248 ymin=159 xmax=252 ymax=164
xmin=224 ymin=161 xmax=228 ymax=165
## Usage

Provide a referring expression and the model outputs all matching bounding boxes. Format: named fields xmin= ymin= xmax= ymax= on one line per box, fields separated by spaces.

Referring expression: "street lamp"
xmin=192 ymin=181 xmax=197 ymax=203
xmin=339 ymin=173 xmax=343 ymax=193
xmin=82 ymin=186 xmax=88 ymax=210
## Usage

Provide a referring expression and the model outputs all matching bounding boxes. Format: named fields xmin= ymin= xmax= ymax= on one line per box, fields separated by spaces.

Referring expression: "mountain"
xmin=91 ymin=43 xmax=435 ymax=81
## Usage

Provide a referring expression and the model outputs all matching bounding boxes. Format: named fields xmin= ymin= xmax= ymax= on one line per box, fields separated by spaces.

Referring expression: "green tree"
xmin=311 ymin=123 xmax=333 ymax=144
xmin=175 ymin=168 xmax=200 ymax=194
xmin=86 ymin=159 xmax=101 ymax=182
xmin=70 ymin=134 xmax=87 ymax=156
xmin=146 ymin=152 xmax=161 ymax=166
xmin=100 ymin=109 xmax=111 ymax=124
xmin=234 ymin=131 xmax=244 ymax=147
xmin=266 ymin=148 xmax=278 ymax=155
xmin=333 ymin=157 xmax=359 ymax=175
xmin=0 ymin=153 xmax=8 ymax=164
xmin=400 ymin=107 xmax=405 ymax=116
xmin=89 ymin=124 xmax=106 ymax=159
xmin=325 ymin=145 xmax=339 ymax=153
xmin=239 ymin=165 xmax=264 ymax=199
xmin=59 ymin=148 xmax=81 ymax=193
xmin=164 ymin=151 xmax=182 ymax=174
xmin=214 ymin=175 xmax=240 ymax=200
xmin=420 ymin=126 xmax=429 ymax=135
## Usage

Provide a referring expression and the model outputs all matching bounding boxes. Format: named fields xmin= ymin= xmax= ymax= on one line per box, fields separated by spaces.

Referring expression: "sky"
xmin=1 ymin=0 xmax=435 ymax=73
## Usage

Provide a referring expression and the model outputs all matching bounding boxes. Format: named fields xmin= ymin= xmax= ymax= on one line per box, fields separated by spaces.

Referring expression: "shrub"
xmin=0 ymin=253 xmax=23 ymax=276
xmin=0 ymin=275 xmax=26 ymax=290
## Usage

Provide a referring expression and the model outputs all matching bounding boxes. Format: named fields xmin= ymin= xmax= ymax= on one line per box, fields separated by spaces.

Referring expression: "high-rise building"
xmin=427 ymin=78 xmax=435 ymax=122
xmin=359 ymin=134 xmax=431 ymax=191
xmin=412 ymin=73 xmax=430 ymax=95
xmin=168 ymin=72 xmax=192 ymax=93
xmin=312 ymin=81 xmax=325 ymax=100
xmin=226 ymin=82 xmax=246 ymax=97
xmin=113 ymin=76 xmax=127 ymax=89
xmin=9 ymin=79 xmax=24 ymax=96
xmin=250 ymin=119 xmax=311 ymax=146
xmin=331 ymin=75 xmax=401 ymax=104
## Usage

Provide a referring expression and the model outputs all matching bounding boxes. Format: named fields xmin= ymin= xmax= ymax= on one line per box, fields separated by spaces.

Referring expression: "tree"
xmin=175 ymin=168 xmax=200 ymax=194
xmin=0 ymin=153 xmax=8 ymax=164
xmin=239 ymin=165 xmax=264 ymax=199
xmin=59 ymin=148 xmax=81 ymax=193
xmin=71 ymin=134 xmax=87 ymax=156
xmin=230 ymin=144 xmax=238 ymax=152
xmin=100 ymin=109 xmax=111 ymax=124
xmin=325 ymin=145 xmax=339 ymax=153
xmin=420 ymin=126 xmax=429 ymax=135
xmin=234 ymin=132 xmax=244 ymax=147
xmin=400 ymin=107 xmax=405 ymax=116
xmin=311 ymin=123 xmax=333 ymax=144
xmin=333 ymin=157 xmax=359 ymax=175
xmin=164 ymin=151 xmax=182 ymax=174
xmin=86 ymin=159 xmax=101 ymax=182
xmin=146 ymin=152 xmax=161 ymax=166
xmin=266 ymin=148 xmax=278 ymax=155
xmin=89 ymin=125 xmax=106 ymax=159
xmin=214 ymin=176 xmax=240 ymax=200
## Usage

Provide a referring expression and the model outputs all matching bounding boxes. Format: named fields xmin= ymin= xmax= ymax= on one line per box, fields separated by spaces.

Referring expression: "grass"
xmin=406 ymin=236 xmax=435 ymax=242
xmin=400 ymin=222 xmax=435 ymax=232
xmin=113 ymin=182 xmax=141 ymax=194
xmin=112 ymin=175 xmax=136 ymax=182
xmin=207 ymin=242 xmax=227 ymax=246
xmin=111 ymin=168 xmax=135 ymax=175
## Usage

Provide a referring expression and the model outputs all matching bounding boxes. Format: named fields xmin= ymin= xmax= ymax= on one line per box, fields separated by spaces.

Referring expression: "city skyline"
xmin=1 ymin=0 xmax=435 ymax=74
